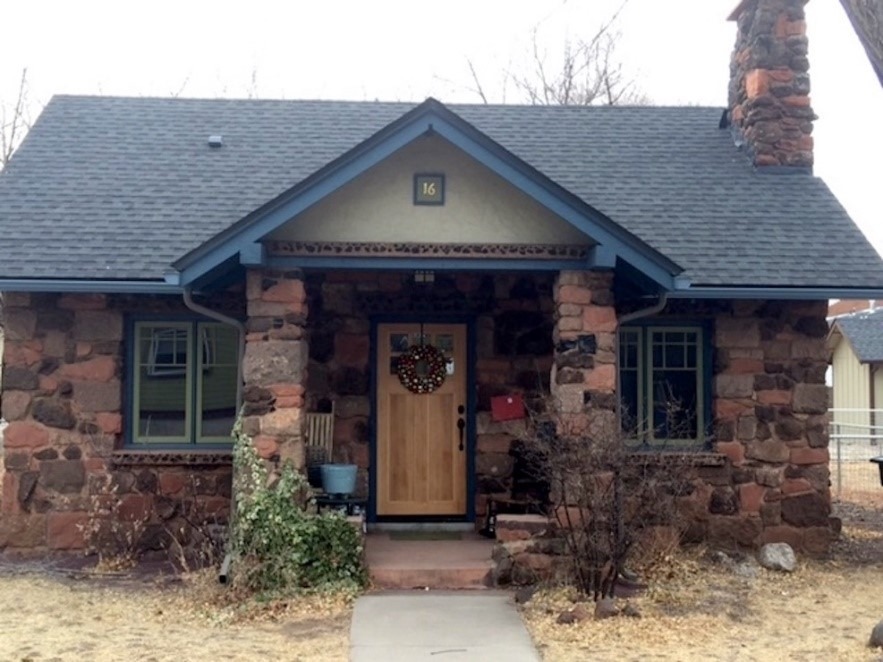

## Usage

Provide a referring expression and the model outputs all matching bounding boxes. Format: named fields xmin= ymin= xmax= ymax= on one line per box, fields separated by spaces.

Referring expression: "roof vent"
xmin=208 ymin=135 xmax=223 ymax=148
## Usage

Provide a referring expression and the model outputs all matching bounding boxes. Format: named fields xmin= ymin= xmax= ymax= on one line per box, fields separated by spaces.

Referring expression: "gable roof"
xmin=1 ymin=95 xmax=883 ymax=294
xmin=832 ymin=309 xmax=883 ymax=363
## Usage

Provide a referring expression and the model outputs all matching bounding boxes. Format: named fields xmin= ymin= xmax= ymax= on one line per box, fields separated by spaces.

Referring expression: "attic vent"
xmin=208 ymin=135 xmax=223 ymax=148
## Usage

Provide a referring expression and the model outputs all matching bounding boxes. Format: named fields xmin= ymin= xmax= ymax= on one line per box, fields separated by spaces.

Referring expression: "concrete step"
xmin=365 ymin=533 xmax=495 ymax=590
xmin=370 ymin=564 xmax=493 ymax=590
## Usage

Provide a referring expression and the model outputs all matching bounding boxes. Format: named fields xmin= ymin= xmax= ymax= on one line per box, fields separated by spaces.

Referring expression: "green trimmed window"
xmin=619 ymin=325 xmax=708 ymax=446
xmin=132 ymin=321 xmax=238 ymax=445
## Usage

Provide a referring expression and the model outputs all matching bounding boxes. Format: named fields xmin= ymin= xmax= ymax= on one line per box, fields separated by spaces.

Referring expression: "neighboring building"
xmin=828 ymin=309 xmax=883 ymax=437
xmin=2 ymin=0 xmax=883 ymax=556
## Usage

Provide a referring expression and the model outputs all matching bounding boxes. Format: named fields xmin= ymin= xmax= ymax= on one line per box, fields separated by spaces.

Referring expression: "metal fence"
xmin=830 ymin=409 xmax=883 ymax=500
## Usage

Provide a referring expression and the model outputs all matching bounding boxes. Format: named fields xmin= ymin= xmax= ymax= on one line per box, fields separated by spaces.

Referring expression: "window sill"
xmin=111 ymin=449 xmax=233 ymax=467
xmin=624 ymin=451 xmax=726 ymax=467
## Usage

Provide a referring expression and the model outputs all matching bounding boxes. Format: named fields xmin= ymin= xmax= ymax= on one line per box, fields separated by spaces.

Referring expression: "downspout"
xmin=182 ymin=287 xmax=246 ymax=585
xmin=182 ymin=287 xmax=245 ymax=409
xmin=870 ymin=364 xmax=878 ymax=444
xmin=615 ymin=291 xmax=670 ymax=443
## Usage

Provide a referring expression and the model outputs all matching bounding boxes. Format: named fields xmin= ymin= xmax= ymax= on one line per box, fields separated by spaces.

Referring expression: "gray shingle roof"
xmin=835 ymin=309 xmax=883 ymax=363
xmin=1 ymin=95 xmax=882 ymax=288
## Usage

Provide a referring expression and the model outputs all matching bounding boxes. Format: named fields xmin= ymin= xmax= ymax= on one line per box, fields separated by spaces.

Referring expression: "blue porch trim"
xmin=672 ymin=286 xmax=883 ymax=300
xmin=265 ymin=256 xmax=593 ymax=273
xmin=0 ymin=279 xmax=181 ymax=294
xmin=172 ymin=98 xmax=682 ymax=290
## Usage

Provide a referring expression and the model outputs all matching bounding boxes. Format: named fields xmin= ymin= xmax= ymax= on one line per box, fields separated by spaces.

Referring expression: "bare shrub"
xmin=521 ymin=396 xmax=694 ymax=601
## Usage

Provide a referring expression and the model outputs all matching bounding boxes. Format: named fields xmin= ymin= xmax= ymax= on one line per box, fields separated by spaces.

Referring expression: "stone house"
xmin=2 ymin=0 xmax=883 ymax=556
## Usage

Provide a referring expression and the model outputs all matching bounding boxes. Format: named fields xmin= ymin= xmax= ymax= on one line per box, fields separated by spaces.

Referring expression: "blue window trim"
xmin=619 ymin=318 xmax=714 ymax=450
xmin=124 ymin=313 xmax=237 ymax=450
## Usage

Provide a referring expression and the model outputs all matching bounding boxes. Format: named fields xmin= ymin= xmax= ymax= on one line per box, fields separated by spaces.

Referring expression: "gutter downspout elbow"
xmin=182 ymin=288 xmax=246 ymax=411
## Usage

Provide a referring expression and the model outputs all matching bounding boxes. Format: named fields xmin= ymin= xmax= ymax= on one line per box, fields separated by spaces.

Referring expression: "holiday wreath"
xmin=397 ymin=344 xmax=447 ymax=394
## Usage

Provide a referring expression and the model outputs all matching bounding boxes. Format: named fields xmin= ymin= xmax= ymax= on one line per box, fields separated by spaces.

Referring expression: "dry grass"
xmin=523 ymin=496 xmax=883 ymax=662
xmin=0 ymin=566 xmax=353 ymax=661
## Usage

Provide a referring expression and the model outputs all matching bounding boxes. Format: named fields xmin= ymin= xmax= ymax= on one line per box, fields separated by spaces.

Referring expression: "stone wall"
xmin=706 ymin=299 xmax=833 ymax=554
xmin=728 ymin=0 xmax=814 ymax=167
xmin=0 ymin=292 xmax=239 ymax=554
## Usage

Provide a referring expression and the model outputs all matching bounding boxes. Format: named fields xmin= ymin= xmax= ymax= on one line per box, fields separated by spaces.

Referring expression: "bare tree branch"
xmin=1 ymin=68 xmax=33 ymax=168
xmin=466 ymin=59 xmax=489 ymax=104
xmin=507 ymin=1 xmax=647 ymax=107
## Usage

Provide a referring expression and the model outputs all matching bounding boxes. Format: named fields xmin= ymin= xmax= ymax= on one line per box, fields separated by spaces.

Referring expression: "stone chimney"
xmin=728 ymin=0 xmax=815 ymax=168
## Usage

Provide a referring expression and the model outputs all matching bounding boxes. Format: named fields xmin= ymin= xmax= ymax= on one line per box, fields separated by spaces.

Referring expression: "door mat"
xmin=387 ymin=531 xmax=463 ymax=541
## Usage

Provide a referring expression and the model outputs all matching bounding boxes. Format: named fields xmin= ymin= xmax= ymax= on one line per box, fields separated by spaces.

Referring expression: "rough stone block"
xmin=47 ymin=511 xmax=88 ymax=550
xmin=31 ymin=398 xmax=77 ymax=430
xmin=739 ymin=483 xmax=766 ymax=514
xmin=3 ymin=422 xmax=50 ymax=450
xmin=73 ymin=310 xmax=122 ymax=341
xmin=262 ymin=279 xmax=306 ymax=303
xmin=792 ymin=384 xmax=828 ymax=415
xmin=556 ymin=285 xmax=592 ymax=305
xmin=2 ymin=366 xmax=39 ymax=391
xmin=497 ymin=514 xmax=551 ymax=539
xmin=714 ymin=374 xmax=755 ymax=399
xmin=3 ymin=309 xmax=37 ymax=341
xmin=1 ymin=391 xmax=32 ymax=421
xmin=40 ymin=460 xmax=86 ymax=494
xmin=95 ymin=412 xmax=122 ymax=435
xmin=746 ymin=439 xmax=789 ymax=463
xmin=707 ymin=515 xmax=762 ymax=548
xmin=0 ymin=513 xmax=47 ymax=548
xmin=581 ymin=305 xmax=617 ymax=333
xmin=243 ymin=340 xmax=307 ymax=386
xmin=716 ymin=318 xmax=760 ymax=349
xmin=72 ymin=380 xmax=121 ymax=413
xmin=789 ymin=447 xmax=829 ymax=465
xmin=780 ymin=492 xmax=830 ymax=527
xmin=59 ymin=356 xmax=117 ymax=382
xmin=253 ymin=435 xmax=280 ymax=460
xmin=260 ymin=407 xmax=302 ymax=437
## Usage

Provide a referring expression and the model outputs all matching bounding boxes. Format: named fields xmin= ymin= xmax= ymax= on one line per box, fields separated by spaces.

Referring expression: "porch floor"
xmin=364 ymin=532 xmax=495 ymax=590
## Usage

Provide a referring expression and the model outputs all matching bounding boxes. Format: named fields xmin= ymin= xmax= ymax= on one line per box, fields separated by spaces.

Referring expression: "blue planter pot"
xmin=321 ymin=464 xmax=357 ymax=495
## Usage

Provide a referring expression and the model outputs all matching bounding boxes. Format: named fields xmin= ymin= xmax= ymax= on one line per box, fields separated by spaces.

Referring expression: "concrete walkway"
xmin=350 ymin=591 xmax=541 ymax=661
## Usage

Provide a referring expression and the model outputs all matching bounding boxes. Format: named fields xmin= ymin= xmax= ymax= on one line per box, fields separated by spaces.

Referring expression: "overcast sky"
xmin=3 ymin=0 xmax=881 ymax=256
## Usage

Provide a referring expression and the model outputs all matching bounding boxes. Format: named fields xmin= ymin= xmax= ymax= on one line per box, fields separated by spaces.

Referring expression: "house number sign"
xmin=414 ymin=173 xmax=445 ymax=205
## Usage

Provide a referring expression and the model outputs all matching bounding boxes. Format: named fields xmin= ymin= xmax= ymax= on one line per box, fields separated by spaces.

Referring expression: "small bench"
xmin=870 ymin=457 xmax=883 ymax=485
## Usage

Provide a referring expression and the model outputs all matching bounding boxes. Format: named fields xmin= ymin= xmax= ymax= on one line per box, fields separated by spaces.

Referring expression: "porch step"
xmin=365 ymin=533 xmax=495 ymax=590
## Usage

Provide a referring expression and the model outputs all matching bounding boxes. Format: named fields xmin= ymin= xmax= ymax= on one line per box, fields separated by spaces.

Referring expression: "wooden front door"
xmin=376 ymin=323 xmax=467 ymax=516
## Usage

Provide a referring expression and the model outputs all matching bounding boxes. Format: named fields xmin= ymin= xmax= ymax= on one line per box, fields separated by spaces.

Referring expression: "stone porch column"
xmin=551 ymin=270 xmax=617 ymax=437
xmin=241 ymin=269 xmax=309 ymax=471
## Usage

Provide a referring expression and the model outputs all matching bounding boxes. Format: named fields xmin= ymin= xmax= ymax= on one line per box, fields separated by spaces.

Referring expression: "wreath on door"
xmin=397 ymin=344 xmax=447 ymax=394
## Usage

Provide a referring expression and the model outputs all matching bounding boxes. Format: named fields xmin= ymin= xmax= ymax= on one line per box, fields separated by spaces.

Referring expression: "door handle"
xmin=457 ymin=417 xmax=466 ymax=451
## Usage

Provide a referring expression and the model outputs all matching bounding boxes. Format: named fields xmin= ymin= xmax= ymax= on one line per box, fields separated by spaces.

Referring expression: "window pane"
xmin=620 ymin=369 xmax=640 ymax=436
xmin=652 ymin=370 xmax=699 ymax=440
xmin=135 ymin=324 xmax=190 ymax=442
xmin=198 ymin=324 xmax=239 ymax=441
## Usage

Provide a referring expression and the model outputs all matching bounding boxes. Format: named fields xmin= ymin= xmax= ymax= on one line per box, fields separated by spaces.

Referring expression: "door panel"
xmin=377 ymin=323 xmax=467 ymax=516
